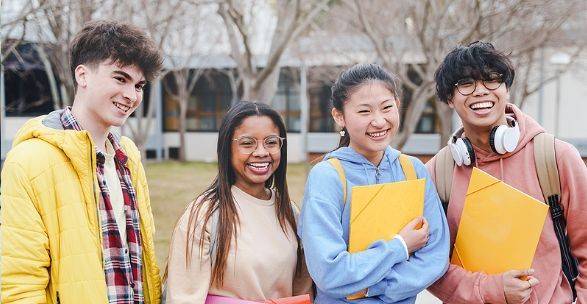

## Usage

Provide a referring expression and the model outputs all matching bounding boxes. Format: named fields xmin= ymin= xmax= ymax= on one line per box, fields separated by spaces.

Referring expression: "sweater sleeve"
xmin=556 ymin=141 xmax=587 ymax=303
xmin=366 ymin=159 xmax=450 ymax=302
xmin=165 ymin=200 xmax=212 ymax=304
xmin=298 ymin=162 xmax=408 ymax=299
xmin=424 ymin=156 xmax=508 ymax=304
xmin=1 ymin=161 xmax=51 ymax=303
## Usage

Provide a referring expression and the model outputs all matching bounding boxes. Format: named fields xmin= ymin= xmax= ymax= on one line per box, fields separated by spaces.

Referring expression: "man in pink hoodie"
xmin=426 ymin=41 xmax=587 ymax=304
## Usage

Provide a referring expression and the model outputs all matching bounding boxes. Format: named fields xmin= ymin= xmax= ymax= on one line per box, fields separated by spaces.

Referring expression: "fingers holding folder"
xmin=503 ymin=269 xmax=540 ymax=304
xmin=399 ymin=217 xmax=429 ymax=254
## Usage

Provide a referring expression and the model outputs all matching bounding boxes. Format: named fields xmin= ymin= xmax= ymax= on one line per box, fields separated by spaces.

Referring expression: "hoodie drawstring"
xmin=499 ymin=158 xmax=504 ymax=181
xmin=362 ymin=163 xmax=369 ymax=183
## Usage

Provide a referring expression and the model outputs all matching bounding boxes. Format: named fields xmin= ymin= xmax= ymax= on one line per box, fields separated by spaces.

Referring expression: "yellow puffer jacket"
xmin=1 ymin=111 xmax=161 ymax=303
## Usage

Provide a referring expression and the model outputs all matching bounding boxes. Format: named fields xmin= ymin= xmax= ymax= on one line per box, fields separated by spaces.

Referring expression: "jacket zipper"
xmin=56 ymin=291 xmax=60 ymax=304
xmin=375 ymin=166 xmax=381 ymax=183
xmin=88 ymin=136 xmax=104 ymax=263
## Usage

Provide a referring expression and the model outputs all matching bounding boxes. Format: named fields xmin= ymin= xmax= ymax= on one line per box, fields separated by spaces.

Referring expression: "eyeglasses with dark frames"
xmin=454 ymin=73 xmax=503 ymax=96
xmin=233 ymin=135 xmax=285 ymax=154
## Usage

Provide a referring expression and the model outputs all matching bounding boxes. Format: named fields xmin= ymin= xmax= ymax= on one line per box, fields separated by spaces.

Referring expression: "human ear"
xmin=331 ymin=107 xmax=345 ymax=129
xmin=75 ymin=65 xmax=89 ymax=88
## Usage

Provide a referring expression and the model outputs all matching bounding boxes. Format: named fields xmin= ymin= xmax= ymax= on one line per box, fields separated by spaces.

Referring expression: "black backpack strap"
xmin=534 ymin=132 xmax=578 ymax=299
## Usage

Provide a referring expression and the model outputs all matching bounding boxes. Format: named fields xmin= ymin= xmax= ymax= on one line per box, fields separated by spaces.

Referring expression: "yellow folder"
xmin=348 ymin=178 xmax=426 ymax=253
xmin=451 ymin=168 xmax=548 ymax=274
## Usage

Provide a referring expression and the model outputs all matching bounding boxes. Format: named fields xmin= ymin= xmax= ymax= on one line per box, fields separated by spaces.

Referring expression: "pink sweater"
xmin=426 ymin=105 xmax=587 ymax=304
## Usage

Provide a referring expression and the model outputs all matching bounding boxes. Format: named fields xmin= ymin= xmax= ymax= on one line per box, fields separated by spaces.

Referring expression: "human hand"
xmin=398 ymin=217 xmax=429 ymax=254
xmin=503 ymin=269 xmax=539 ymax=304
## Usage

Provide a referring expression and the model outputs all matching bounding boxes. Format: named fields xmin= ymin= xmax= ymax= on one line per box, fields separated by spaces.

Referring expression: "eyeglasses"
xmin=233 ymin=135 xmax=285 ymax=154
xmin=454 ymin=73 xmax=503 ymax=96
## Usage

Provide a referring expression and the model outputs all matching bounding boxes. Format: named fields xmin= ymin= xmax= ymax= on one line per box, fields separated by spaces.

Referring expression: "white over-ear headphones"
xmin=448 ymin=116 xmax=520 ymax=166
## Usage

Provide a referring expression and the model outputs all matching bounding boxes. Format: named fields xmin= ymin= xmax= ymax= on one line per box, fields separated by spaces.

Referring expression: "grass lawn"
xmin=146 ymin=161 xmax=312 ymax=266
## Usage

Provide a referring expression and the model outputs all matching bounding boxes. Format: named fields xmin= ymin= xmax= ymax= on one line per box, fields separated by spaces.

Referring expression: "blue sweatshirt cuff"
xmin=393 ymin=234 xmax=409 ymax=260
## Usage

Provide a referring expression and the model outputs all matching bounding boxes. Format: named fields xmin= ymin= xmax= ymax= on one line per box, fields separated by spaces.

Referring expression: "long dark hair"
xmin=331 ymin=63 xmax=401 ymax=149
xmin=186 ymin=101 xmax=298 ymax=286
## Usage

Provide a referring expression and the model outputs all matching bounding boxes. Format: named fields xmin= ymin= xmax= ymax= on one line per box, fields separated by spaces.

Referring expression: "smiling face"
xmin=231 ymin=115 xmax=281 ymax=194
xmin=448 ymin=76 xmax=509 ymax=131
xmin=332 ymin=81 xmax=400 ymax=165
xmin=75 ymin=60 xmax=146 ymax=129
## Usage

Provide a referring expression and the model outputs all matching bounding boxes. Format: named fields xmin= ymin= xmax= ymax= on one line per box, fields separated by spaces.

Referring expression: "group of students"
xmin=1 ymin=20 xmax=586 ymax=304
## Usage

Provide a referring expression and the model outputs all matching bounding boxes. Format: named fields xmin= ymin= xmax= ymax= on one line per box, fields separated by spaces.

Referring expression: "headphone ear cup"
xmin=490 ymin=125 xmax=508 ymax=154
xmin=460 ymin=137 xmax=475 ymax=166
xmin=489 ymin=125 xmax=500 ymax=154
xmin=503 ymin=122 xmax=520 ymax=153
xmin=454 ymin=138 xmax=474 ymax=166
xmin=449 ymin=141 xmax=464 ymax=166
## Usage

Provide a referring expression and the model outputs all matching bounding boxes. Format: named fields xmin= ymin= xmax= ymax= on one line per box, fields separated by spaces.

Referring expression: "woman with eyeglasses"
xmin=164 ymin=101 xmax=312 ymax=303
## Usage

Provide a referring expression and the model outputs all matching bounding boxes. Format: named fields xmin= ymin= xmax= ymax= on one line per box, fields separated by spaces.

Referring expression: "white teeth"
xmin=470 ymin=101 xmax=494 ymax=110
xmin=114 ymin=102 xmax=130 ymax=112
xmin=248 ymin=162 xmax=269 ymax=168
xmin=368 ymin=130 xmax=387 ymax=138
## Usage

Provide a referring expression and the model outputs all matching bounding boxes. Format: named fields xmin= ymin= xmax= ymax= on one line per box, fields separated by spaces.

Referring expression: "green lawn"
xmin=146 ymin=161 xmax=312 ymax=266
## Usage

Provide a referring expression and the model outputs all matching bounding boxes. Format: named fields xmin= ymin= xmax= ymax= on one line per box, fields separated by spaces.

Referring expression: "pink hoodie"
xmin=426 ymin=104 xmax=587 ymax=304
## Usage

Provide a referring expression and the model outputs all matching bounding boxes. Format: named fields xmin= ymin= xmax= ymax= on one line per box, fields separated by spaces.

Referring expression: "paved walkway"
xmin=416 ymin=290 xmax=441 ymax=304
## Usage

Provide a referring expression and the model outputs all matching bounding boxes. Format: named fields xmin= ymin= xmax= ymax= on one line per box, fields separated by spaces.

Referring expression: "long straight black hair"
xmin=331 ymin=63 xmax=401 ymax=149
xmin=185 ymin=101 xmax=299 ymax=286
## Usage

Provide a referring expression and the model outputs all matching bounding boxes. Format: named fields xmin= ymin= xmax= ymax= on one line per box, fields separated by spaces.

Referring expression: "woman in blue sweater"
xmin=299 ymin=63 xmax=450 ymax=303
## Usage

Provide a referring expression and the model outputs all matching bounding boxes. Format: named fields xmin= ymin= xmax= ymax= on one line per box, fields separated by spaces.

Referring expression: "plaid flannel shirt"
xmin=61 ymin=107 xmax=144 ymax=304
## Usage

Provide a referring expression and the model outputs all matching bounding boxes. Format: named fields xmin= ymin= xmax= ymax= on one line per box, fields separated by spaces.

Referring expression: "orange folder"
xmin=348 ymin=179 xmax=426 ymax=253
xmin=451 ymin=168 xmax=548 ymax=274
xmin=264 ymin=294 xmax=311 ymax=304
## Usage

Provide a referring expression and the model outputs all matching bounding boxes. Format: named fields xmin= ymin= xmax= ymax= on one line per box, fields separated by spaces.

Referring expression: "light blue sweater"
xmin=298 ymin=146 xmax=449 ymax=303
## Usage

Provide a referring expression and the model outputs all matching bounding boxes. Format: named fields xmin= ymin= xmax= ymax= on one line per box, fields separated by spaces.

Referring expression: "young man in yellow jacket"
xmin=1 ymin=20 xmax=163 ymax=303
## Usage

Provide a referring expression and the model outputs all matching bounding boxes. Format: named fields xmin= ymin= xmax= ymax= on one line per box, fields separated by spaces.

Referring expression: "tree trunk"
xmin=392 ymin=84 xmax=434 ymax=149
xmin=59 ymin=84 xmax=70 ymax=108
xmin=241 ymin=76 xmax=255 ymax=101
xmin=178 ymin=88 xmax=188 ymax=162
xmin=257 ymin=66 xmax=281 ymax=105
xmin=435 ymin=101 xmax=454 ymax=149
xmin=178 ymin=105 xmax=187 ymax=162
xmin=35 ymin=44 xmax=62 ymax=111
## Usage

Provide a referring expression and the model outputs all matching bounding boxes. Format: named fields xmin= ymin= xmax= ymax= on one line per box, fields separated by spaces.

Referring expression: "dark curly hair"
xmin=434 ymin=41 xmax=515 ymax=103
xmin=70 ymin=20 xmax=163 ymax=87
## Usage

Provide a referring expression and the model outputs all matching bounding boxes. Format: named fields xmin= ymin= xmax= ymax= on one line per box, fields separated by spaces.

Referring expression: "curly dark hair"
xmin=70 ymin=20 xmax=163 ymax=86
xmin=434 ymin=41 xmax=515 ymax=103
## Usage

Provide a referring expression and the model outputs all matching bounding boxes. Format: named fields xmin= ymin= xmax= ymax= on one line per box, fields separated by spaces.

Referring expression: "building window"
xmin=415 ymin=99 xmax=438 ymax=134
xmin=4 ymin=42 xmax=55 ymax=116
xmin=308 ymin=84 xmax=335 ymax=132
xmin=273 ymin=68 xmax=301 ymax=132
xmin=163 ymin=70 xmax=232 ymax=132
xmin=400 ymin=85 xmax=439 ymax=134
xmin=307 ymin=66 xmax=342 ymax=133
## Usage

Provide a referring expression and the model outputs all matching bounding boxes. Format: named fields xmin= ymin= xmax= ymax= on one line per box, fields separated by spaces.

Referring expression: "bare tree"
xmin=160 ymin=2 xmax=222 ymax=162
xmin=346 ymin=0 xmax=585 ymax=148
xmin=28 ymin=0 xmax=104 ymax=108
xmin=115 ymin=0 xmax=186 ymax=157
xmin=161 ymin=70 xmax=202 ymax=161
xmin=1 ymin=1 xmax=43 ymax=64
xmin=218 ymin=0 xmax=332 ymax=103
